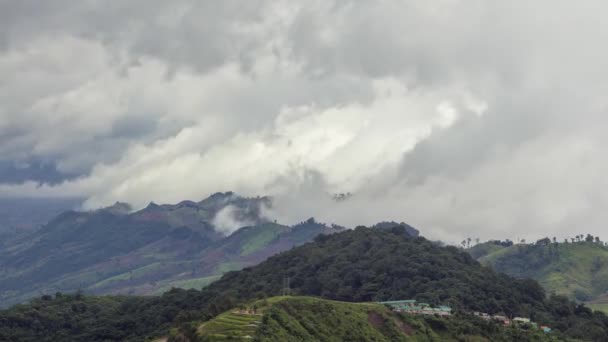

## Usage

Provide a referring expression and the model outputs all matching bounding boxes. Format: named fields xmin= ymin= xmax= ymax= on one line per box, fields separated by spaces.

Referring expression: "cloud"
xmin=211 ymin=205 xmax=255 ymax=235
xmin=2 ymin=1 xmax=608 ymax=243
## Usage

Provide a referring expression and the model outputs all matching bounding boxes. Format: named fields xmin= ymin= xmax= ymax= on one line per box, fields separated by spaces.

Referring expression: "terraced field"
xmin=197 ymin=310 xmax=262 ymax=340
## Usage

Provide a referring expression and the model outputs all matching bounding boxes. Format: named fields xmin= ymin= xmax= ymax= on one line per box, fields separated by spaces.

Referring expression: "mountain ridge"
xmin=1 ymin=193 xmax=418 ymax=308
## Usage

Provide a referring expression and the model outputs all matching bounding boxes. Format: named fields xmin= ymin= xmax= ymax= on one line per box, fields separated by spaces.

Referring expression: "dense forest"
xmin=2 ymin=227 xmax=608 ymax=341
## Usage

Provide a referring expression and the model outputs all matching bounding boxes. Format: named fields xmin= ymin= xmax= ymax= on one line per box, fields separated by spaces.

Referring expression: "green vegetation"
xmin=196 ymin=307 xmax=262 ymax=340
xmin=3 ymin=227 xmax=608 ymax=341
xmin=587 ymin=303 xmax=608 ymax=314
xmin=0 ymin=194 xmax=343 ymax=307
xmin=237 ymin=223 xmax=289 ymax=256
xmin=0 ymin=289 xmax=218 ymax=342
xmin=199 ymin=227 xmax=608 ymax=340
xmin=467 ymin=241 xmax=510 ymax=260
xmin=251 ymin=297 xmax=410 ymax=342
xmin=153 ymin=276 xmax=222 ymax=295
xmin=214 ymin=262 xmax=244 ymax=274
xmin=209 ymin=227 xmax=547 ymax=314
xmin=473 ymin=240 xmax=608 ymax=302
xmin=190 ymin=296 xmax=561 ymax=341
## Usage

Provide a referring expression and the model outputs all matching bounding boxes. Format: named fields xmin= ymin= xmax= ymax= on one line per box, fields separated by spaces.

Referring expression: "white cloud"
xmin=2 ymin=1 xmax=608 ymax=243
xmin=211 ymin=204 xmax=255 ymax=235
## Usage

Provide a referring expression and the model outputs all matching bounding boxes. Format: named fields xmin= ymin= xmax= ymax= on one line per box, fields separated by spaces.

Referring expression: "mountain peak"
xmin=100 ymin=202 xmax=132 ymax=215
xmin=372 ymin=221 xmax=420 ymax=237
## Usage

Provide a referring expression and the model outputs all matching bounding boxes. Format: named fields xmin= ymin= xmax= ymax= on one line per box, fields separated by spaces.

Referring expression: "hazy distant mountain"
xmin=0 ymin=193 xmax=349 ymax=307
xmin=0 ymin=197 xmax=81 ymax=237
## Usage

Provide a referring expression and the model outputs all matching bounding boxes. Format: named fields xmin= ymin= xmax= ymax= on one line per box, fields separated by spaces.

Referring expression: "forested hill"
xmin=205 ymin=226 xmax=545 ymax=313
xmin=2 ymin=227 xmax=608 ymax=341
xmin=190 ymin=226 xmax=608 ymax=340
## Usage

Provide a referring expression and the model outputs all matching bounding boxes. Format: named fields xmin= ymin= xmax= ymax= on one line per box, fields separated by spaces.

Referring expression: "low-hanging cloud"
xmin=2 ymin=1 xmax=608 ymax=243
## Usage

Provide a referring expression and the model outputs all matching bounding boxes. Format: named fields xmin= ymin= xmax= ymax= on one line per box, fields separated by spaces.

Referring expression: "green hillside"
xmin=2 ymin=228 xmax=608 ymax=341
xmin=197 ymin=227 xmax=608 ymax=340
xmin=188 ymin=296 xmax=558 ymax=342
xmin=472 ymin=241 xmax=608 ymax=303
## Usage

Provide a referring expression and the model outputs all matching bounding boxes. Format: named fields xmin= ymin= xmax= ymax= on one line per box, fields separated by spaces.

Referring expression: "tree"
xmin=586 ymin=234 xmax=594 ymax=243
xmin=595 ymin=236 xmax=601 ymax=244
xmin=536 ymin=238 xmax=551 ymax=246
xmin=553 ymin=237 xmax=557 ymax=244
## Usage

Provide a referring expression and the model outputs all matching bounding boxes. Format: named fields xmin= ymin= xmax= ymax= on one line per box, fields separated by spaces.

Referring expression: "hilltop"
xmin=0 ymin=193 xmax=348 ymax=307
xmin=469 ymin=240 xmax=608 ymax=305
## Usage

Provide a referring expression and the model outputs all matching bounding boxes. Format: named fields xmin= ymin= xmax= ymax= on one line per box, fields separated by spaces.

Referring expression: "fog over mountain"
xmin=2 ymin=1 xmax=608 ymax=242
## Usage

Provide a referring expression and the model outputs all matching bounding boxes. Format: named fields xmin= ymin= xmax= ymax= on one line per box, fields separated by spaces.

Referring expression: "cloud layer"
xmin=2 ymin=1 xmax=608 ymax=242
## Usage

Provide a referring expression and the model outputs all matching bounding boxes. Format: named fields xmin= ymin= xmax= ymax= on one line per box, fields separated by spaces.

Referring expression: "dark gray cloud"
xmin=0 ymin=159 xmax=77 ymax=185
xmin=1 ymin=1 xmax=608 ymax=242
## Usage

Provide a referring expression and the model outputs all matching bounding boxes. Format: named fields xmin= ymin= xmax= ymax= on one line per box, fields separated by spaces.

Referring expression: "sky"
xmin=1 ymin=0 xmax=608 ymax=242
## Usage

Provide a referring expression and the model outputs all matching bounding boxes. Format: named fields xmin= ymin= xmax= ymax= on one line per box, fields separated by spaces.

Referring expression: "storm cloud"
xmin=1 ymin=0 xmax=608 ymax=242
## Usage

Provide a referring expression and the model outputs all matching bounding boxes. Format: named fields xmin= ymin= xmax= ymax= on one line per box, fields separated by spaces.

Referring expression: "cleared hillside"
xmin=473 ymin=241 xmax=608 ymax=303
xmin=188 ymin=296 xmax=557 ymax=342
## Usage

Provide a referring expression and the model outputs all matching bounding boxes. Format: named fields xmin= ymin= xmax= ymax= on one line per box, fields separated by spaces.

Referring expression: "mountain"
xmin=0 ymin=193 xmax=345 ymax=307
xmin=469 ymin=240 xmax=608 ymax=306
xmin=2 ymin=227 xmax=607 ymax=341
xmin=0 ymin=197 xmax=81 ymax=240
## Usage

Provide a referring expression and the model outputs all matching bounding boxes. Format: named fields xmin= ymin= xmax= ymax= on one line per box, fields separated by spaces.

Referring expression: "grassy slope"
xmin=587 ymin=304 xmax=608 ymax=314
xmin=477 ymin=242 xmax=608 ymax=302
xmin=196 ymin=296 xmax=413 ymax=341
xmin=467 ymin=243 xmax=506 ymax=260
xmin=152 ymin=275 xmax=222 ymax=295
xmin=238 ymin=223 xmax=289 ymax=256
xmin=194 ymin=296 xmax=558 ymax=342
